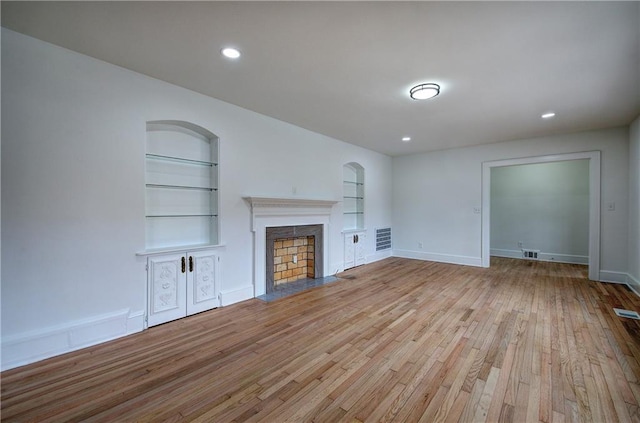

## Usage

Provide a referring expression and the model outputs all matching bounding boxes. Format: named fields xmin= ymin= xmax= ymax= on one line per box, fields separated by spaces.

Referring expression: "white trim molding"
xmin=490 ymin=249 xmax=588 ymax=265
xmin=626 ymin=273 xmax=640 ymax=297
xmin=599 ymin=270 xmax=630 ymax=284
xmin=367 ymin=250 xmax=393 ymax=265
xmin=219 ymin=285 xmax=254 ymax=306
xmin=482 ymin=151 xmax=601 ymax=281
xmin=244 ymin=197 xmax=339 ymax=232
xmin=1 ymin=309 xmax=144 ymax=371
xmin=393 ymin=250 xmax=482 ymax=267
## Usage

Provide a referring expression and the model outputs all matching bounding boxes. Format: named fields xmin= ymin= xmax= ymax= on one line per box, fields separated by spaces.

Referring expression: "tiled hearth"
xmin=256 ymin=275 xmax=339 ymax=302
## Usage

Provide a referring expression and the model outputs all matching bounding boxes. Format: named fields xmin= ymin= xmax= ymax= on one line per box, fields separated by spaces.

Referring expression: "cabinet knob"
xmin=189 ymin=256 xmax=194 ymax=272
xmin=181 ymin=257 xmax=186 ymax=273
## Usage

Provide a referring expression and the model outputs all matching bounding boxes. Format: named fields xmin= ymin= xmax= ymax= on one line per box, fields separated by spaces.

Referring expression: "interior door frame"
xmin=481 ymin=151 xmax=601 ymax=280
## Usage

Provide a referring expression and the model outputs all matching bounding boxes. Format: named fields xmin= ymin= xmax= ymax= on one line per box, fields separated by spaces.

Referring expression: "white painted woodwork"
xmin=355 ymin=233 xmax=366 ymax=266
xmin=481 ymin=151 xmax=601 ymax=280
xmin=344 ymin=235 xmax=355 ymax=270
xmin=148 ymin=250 xmax=220 ymax=327
xmin=344 ymin=231 xmax=366 ymax=270
xmin=147 ymin=253 xmax=187 ymax=327
xmin=244 ymin=197 xmax=338 ymax=297
xmin=187 ymin=250 xmax=221 ymax=315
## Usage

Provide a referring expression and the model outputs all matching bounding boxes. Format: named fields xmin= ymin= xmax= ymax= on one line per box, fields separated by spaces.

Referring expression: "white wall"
xmin=0 ymin=29 xmax=392 ymax=369
xmin=629 ymin=115 xmax=640 ymax=288
xmin=490 ymin=160 xmax=590 ymax=263
xmin=392 ymin=127 xmax=629 ymax=274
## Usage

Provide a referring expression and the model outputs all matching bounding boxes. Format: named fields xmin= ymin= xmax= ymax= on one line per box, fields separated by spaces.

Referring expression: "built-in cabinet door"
xmin=355 ymin=233 xmax=366 ymax=267
xmin=148 ymin=253 xmax=188 ymax=327
xmin=344 ymin=235 xmax=355 ymax=270
xmin=187 ymin=251 xmax=220 ymax=315
xmin=344 ymin=231 xmax=365 ymax=270
xmin=148 ymin=249 xmax=220 ymax=327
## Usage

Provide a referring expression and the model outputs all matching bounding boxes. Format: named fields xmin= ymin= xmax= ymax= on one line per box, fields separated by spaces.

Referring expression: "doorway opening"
xmin=481 ymin=152 xmax=601 ymax=280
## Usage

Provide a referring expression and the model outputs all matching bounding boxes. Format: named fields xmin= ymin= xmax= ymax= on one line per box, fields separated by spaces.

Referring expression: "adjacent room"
xmin=2 ymin=1 xmax=639 ymax=421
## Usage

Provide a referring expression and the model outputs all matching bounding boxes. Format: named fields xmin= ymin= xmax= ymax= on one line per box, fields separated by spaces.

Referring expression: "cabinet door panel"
xmin=187 ymin=251 xmax=220 ymax=315
xmin=344 ymin=235 xmax=355 ymax=270
xmin=355 ymin=233 xmax=366 ymax=266
xmin=148 ymin=254 xmax=187 ymax=327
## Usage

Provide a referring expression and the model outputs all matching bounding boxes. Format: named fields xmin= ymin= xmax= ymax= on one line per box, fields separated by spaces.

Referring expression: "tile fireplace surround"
xmin=244 ymin=197 xmax=338 ymax=297
xmin=266 ymin=225 xmax=322 ymax=293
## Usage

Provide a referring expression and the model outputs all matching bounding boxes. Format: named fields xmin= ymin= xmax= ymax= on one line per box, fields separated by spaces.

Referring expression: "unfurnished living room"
xmin=1 ymin=2 xmax=639 ymax=422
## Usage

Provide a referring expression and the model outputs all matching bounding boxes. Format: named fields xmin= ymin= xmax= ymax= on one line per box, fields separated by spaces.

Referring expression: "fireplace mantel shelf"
xmin=244 ymin=197 xmax=339 ymax=209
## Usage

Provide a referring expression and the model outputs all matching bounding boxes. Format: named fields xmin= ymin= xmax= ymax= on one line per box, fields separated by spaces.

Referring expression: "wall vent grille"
xmin=614 ymin=308 xmax=640 ymax=320
xmin=522 ymin=249 xmax=540 ymax=260
xmin=376 ymin=228 xmax=391 ymax=251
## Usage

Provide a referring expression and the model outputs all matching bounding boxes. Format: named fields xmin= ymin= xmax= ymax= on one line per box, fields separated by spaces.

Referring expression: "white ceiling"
xmin=2 ymin=1 xmax=639 ymax=156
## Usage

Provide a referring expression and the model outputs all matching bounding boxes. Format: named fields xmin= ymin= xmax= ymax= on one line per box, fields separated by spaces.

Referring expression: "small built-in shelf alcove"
xmin=144 ymin=120 xmax=219 ymax=250
xmin=343 ymin=162 xmax=364 ymax=230
xmin=343 ymin=162 xmax=366 ymax=269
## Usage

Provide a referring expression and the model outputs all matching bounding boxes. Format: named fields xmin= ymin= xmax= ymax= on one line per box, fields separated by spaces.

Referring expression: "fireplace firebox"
xmin=265 ymin=225 xmax=323 ymax=293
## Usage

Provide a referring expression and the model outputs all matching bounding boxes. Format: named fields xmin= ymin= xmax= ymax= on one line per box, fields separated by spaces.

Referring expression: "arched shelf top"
xmin=146 ymin=120 xmax=218 ymax=141
xmin=344 ymin=162 xmax=364 ymax=171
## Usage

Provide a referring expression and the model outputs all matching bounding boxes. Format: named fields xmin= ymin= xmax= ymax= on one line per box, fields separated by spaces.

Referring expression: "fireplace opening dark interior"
xmin=265 ymin=225 xmax=323 ymax=294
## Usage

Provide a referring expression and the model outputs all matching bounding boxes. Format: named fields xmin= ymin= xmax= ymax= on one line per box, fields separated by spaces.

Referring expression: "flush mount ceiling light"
xmin=410 ymin=83 xmax=440 ymax=100
xmin=541 ymin=112 xmax=556 ymax=119
xmin=221 ymin=47 xmax=241 ymax=59
xmin=402 ymin=137 xmax=411 ymax=142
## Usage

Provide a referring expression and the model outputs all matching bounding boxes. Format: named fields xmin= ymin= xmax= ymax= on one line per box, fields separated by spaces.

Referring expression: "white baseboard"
xmin=1 ymin=308 xmax=144 ymax=371
xmin=219 ymin=285 xmax=254 ymax=306
xmin=626 ymin=273 xmax=640 ymax=296
xmin=328 ymin=251 xmax=392 ymax=275
xmin=126 ymin=311 xmax=146 ymax=335
xmin=329 ymin=261 xmax=345 ymax=275
xmin=393 ymin=249 xmax=482 ymax=267
xmin=599 ymin=270 xmax=629 ymax=284
xmin=367 ymin=249 xmax=393 ymax=264
xmin=490 ymin=248 xmax=588 ymax=265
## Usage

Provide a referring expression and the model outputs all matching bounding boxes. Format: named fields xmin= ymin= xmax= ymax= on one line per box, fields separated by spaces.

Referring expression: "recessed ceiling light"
xmin=410 ymin=83 xmax=440 ymax=100
xmin=221 ymin=47 xmax=241 ymax=59
xmin=402 ymin=137 xmax=411 ymax=142
xmin=541 ymin=112 xmax=556 ymax=119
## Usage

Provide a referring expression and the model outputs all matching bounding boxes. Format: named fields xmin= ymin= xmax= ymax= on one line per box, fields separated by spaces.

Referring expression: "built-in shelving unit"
xmin=145 ymin=121 xmax=219 ymax=250
xmin=343 ymin=163 xmax=364 ymax=230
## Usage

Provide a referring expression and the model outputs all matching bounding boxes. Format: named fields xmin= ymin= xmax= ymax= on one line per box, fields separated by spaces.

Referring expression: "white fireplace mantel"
xmin=244 ymin=197 xmax=339 ymax=232
xmin=244 ymin=197 xmax=339 ymax=296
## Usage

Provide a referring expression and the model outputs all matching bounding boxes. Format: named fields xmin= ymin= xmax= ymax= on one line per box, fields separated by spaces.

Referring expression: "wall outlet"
xmin=418 ymin=242 xmax=423 ymax=249
xmin=607 ymin=202 xmax=615 ymax=211
xmin=292 ymin=186 xmax=297 ymax=195
xmin=293 ymin=254 xmax=298 ymax=264
xmin=473 ymin=207 xmax=481 ymax=214
xmin=517 ymin=241 xmax=523 ymax=248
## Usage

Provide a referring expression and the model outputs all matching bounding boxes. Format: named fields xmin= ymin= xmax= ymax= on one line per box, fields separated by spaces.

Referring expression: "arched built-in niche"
xmin=145 ymin=120 xmax=219 ymax=250
xmin=343 ymin=162 xmax=365 ymax=230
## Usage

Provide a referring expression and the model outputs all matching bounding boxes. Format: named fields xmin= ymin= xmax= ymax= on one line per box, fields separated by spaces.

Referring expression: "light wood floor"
xmin=3 ymin=257 xmax=640 ymax=422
